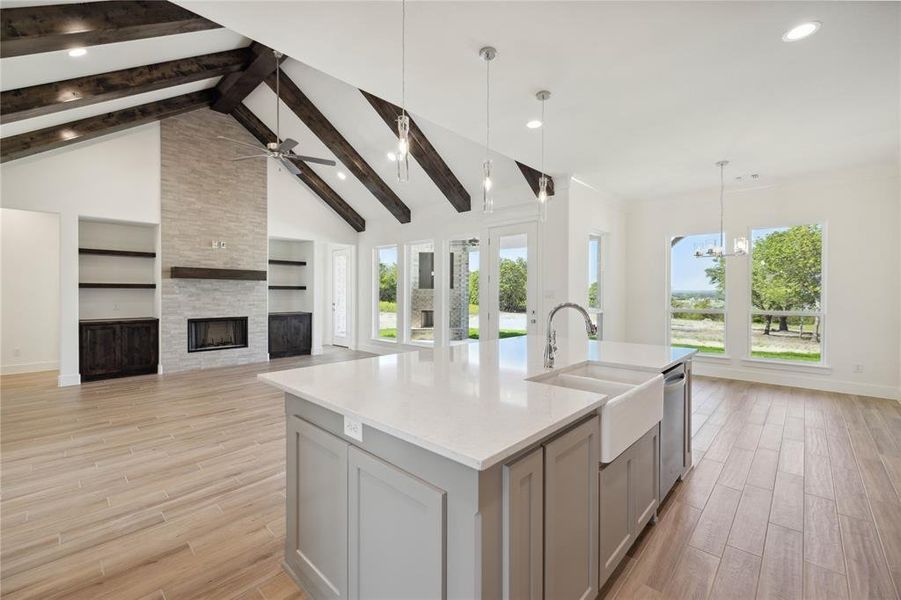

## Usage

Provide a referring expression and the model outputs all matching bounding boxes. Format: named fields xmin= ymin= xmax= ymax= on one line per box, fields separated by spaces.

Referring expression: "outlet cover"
xmin=343 ymin=416 xmax=363 ymax=442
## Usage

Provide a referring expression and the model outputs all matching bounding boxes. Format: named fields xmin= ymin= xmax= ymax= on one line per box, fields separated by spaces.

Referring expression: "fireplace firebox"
xmin=187 ymin=317 xmax=248 ymax=352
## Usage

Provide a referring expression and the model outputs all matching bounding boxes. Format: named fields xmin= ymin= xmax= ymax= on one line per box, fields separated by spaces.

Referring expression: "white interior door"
xmin=331 ymin=247 xmax=352 ymax=347
xmin=486 ymin=223 xmax=539 ymax=340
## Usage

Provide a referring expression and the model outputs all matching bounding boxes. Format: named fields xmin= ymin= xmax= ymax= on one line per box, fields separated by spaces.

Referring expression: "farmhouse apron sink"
xmin=530 ymin=363 xmax=664 ymax=463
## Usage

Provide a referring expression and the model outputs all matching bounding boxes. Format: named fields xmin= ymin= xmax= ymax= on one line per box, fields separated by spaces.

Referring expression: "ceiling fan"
xmin=218 ymin=49 xmax=336 ymax=176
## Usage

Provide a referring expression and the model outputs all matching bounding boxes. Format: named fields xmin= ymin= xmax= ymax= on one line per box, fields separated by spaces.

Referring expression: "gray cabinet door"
xmin=286 ymin=416 xmax=348 ymax=599
xmin=599 ymin=448 xmax=632 ymax=586
xmin=599 ymin=424 xmax=660 ymax=588
xmin=502 ymin=446 xmax=544 ymax=600
xmin=544 ymin=416 xmax=600 ymax=600
xmin=348 ymin=446 xmax=446 ymax=600
xmin=630 ymin=425 xmax=660 ymax=532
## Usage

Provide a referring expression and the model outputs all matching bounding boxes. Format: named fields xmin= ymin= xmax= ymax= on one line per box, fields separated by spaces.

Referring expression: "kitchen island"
xmin=259 ymin=335 xmax=695 ymax=600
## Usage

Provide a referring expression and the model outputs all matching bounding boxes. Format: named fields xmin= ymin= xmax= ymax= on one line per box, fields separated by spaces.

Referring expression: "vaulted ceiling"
xmin=0 ymin=1 xmax=553 ymax=232
xmin=179 ymin=0 xmax=900 ymax=200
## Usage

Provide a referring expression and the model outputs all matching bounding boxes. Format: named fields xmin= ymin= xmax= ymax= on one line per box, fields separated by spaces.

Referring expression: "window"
xmin=750 ymin=225 xmax=823 ymax=362
xmin=407 ymin=241 xmax=435 ymax=344
xmin=669 ymin=234 xmax=726 ymax=354
xmin=375 ymin=246 xmax=397 ymax=341
xmin=449 ymin=238 xmax=479 ymax=342
xmin=588 ymin=234 xmax=605 ymax=340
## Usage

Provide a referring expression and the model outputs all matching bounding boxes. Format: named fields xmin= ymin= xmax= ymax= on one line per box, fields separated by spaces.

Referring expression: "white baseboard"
xmin=1 ymin=361 xmax=58 ymax=375
xmin=693 ymin=361 xmax=900 ymax=400
xmin=57 ymin=373 xmax=81 ymax=387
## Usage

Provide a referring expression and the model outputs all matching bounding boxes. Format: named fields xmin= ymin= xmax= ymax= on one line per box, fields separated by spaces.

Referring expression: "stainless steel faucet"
xmin=544 ymin=302 xmax=598 ymax=369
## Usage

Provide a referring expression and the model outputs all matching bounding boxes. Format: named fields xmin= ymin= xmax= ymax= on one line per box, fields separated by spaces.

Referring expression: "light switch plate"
xmin=343 ymin=416 xmax=363 ymax=442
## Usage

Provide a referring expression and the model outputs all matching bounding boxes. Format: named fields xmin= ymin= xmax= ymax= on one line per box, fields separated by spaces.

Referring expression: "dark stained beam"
xmin=211 ymin=42 xmax=284 ymax=114
xmin=231 ymin=104 xmax=366 ymax=233
xmin=516 ymin=161 xmax=555 ymax=198
xmin=0 ymin=89 xmax=212 ymax=163
xmin=266 ymin=69 xmax=411 ymax=224
xmin=360 ymin=90 xmax=470 ymax=213
xmin=1 ymin=48 xmax=250 ymax=124
xmin=0 ymin=1 xmax=221 ymax=58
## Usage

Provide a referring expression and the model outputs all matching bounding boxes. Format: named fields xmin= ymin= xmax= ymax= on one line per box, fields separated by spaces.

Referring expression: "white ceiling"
xmin=177 ymin=0 xmax=900 ymax=200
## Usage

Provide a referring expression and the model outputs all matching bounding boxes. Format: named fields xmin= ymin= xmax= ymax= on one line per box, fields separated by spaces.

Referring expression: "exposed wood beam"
xmin=360 ymin=90 xmax=470 ymax=213
xmin=231 ymin=104 xmax=366 ymax=233
xmin=0 ymin=1 xmax=221 ymax=58
xmin=0 ymin=89 xmax=212 ymax=163
xmin=515 ymin=161 xmax=555 ymax=198
xmin=211 ymin=42 xmax=284 ymax=115
xmin=266 ymin=69 xmax=411 ymax=224
xmin=1 ymin=48 xmax=250 ymax=124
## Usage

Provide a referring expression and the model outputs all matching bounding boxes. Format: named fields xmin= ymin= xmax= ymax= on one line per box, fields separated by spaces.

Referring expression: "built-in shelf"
xmin=269 ymin=285 xmax=307 ymax=290
xmin=80 ymin=283 xmax=156 ymax=289
xmin=79 ymin=248 xmax=156 ymax=258
xmin=170 ymin=267 xmax=267 ymax=281
xmin=269 ymin=259 xmax=307 ymax=266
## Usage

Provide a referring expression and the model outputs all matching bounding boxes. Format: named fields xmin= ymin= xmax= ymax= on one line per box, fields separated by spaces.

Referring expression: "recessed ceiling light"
xmin=782 ymin=21 xmax=820 ymax=42
xmin=67 ymin=47 xmax=87 ymax=57
xmin=336 ymin=171 xmax=347 ymax=180
xmin=526 ymin=120 xmax=542 ymax=129
xmin=386 ymin=152 xmax=397 ymax=161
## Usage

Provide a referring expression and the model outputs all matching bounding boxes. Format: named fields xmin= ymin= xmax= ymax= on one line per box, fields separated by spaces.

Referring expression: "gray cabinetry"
xmin=599 ymin=424 xmax=660 ymax=587
xmin=348 ymin=446 xmax=446 ymax=600
xmin=286 ymin=416 xmax=348 ymax=599
xmin=502 ymin=447 xmax=544 ymax=600
xmin=544 ymin=416 xmax=600 ymax=600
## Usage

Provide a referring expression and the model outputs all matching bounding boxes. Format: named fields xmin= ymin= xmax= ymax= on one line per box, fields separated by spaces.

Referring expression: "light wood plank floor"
xmin=602 ymin=378 xmax=901 ymax=600
xmin=1 ymin=348 xmax=372 ymax=600
xmin=3 ymin=361 xmax=900 ymax=599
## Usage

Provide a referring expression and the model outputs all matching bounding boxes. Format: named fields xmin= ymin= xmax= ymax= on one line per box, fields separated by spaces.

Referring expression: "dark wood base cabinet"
xmin=80 ymin=318 xmax=159 ymax=381
xmin=269 ymin=312 xmax=312 ymax=358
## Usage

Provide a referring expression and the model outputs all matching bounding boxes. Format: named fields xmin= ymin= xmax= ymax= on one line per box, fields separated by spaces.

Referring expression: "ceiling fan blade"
xmin=232 ymin=154 xmax=267 ymax=161
xmin=280 ymin=157 xmax=302 ymax=175
xmin=293 ymin=155 xmax=337 ymax=167
xmin=217 ymin=136 xmax=262 ymax=151
xmin=278 ymin=138 xmax=299 ymax=152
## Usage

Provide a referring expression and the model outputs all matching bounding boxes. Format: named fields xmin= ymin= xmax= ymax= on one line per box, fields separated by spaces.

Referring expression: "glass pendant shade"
xmin=482 ymin=159 xmax=494 ymax=214
xmin=537 ymin=175 xmax=549 ymax=222
xmin=396 ymin=114 xmax=410 ymax=182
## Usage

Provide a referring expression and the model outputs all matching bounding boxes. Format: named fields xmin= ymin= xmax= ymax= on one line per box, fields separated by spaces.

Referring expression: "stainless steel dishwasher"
xmin=660 ymin=363 xmax=687 ymax=499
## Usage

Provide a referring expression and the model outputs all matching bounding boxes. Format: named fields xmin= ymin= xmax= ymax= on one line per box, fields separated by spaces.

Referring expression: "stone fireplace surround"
xmin=160 ymin=108 xmax=269 ymax=373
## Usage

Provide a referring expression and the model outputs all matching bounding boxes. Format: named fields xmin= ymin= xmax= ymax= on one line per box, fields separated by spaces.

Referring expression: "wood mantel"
xmin=169 ymin=267 xmax=267 ymax=281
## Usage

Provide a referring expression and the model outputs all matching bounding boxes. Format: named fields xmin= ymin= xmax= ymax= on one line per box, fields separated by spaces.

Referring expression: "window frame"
xmin=588 ymin=232 xmax=607 ymax=340
xmin=373 ymin=244 xmax=399 ymax=343
xmin=746 ymin=222 xmax=826 ymax=365
xmin=447 ymin=235 xmax=481 ymax=345
xmin=666 ymin=232 xmax=729 ymax=357
xmin=404 ymin=239 xmax=437 ymax=347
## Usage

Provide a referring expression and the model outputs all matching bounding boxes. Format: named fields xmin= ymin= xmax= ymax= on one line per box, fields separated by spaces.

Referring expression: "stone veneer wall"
xmin=160 ymin=108 xmax=268 ymax=373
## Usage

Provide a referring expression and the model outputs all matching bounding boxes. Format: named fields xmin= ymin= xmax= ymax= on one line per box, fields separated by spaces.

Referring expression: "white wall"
xmin=1 ymin=209 xmax=60 ymax=374
xmin=268 ymin=162 xmax=359 ymax=351
xmin=567 ymin=179 xmax=628 ymax=342
xmin=625 ymin=164 xmax=901 ymax=399
xmin=0 ymin=125 xmax=162 ymax=385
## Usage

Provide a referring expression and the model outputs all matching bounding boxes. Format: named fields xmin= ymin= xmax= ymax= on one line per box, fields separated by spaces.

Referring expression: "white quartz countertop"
xmin=258 ymin=335 xmax=695 ymax=471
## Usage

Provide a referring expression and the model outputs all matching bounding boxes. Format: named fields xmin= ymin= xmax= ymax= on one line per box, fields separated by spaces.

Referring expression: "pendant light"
xmin=536 ymin=90 xmax=551 ymax=222
xmin=694 ymin=160 xmax=749 ymax=258
xmin=396 ymin=0 xmax=411 ymax=182
xmin=479 ymin=46 xmax=497 ymax=214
